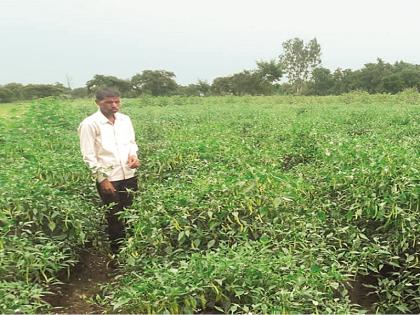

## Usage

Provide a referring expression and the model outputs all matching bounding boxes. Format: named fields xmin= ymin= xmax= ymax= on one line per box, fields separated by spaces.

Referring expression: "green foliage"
xmin=1 ymin=57 xmax=419 ymax=101
xmin=0 ymin=83 xmax=69 ymax=103
xmin=325 ymin=60 xmax=420 ymax=96
xmin=20 ymin=83 xmax=69 ymax=100
xmin=3 ymin=83 xmax=24 ymax=100
xmin=309 ymin=67 xmax=335 ymax=95
xmin=0 ymin=87 xmax=14 ymax=103
xmin=0 ymin=281 xmax=49 ymax=313
xmin=86 ymin=74 xmax=132 ymax=96
xmin=1 ymin=95 xmax=419 ymax=313
xmin=255 ymin=58 xmax=283 ymax=83
xmin=131 ymin=70 xmax=178 ymax=96
xmin=70 ymin=87 xmax=88 ymax=98
xmin=279 ymin=37 xmax=322 ymax=94
xmin=106 ymin=241 xmax=353 ymax=314
xmin=210 ymin=58 xmax=282 ymax=96
xmin=0 ymin=98 xmax=105 ymax=312
xmin=101 ymin=94 xmax=418 ymax=313
xmin=177 ymin=80 xmax=211 ymax=96
xmin=211 ymin=70 xmax=275 ymax=96
xmin=211 ymin=76 xmax=234 ymax=95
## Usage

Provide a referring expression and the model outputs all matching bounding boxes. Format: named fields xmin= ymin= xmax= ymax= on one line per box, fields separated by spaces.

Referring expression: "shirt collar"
xmin=96 ymin=110 xmax=120 ymax=124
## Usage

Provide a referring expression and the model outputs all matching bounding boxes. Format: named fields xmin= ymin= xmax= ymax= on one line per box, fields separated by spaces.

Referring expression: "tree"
xmin=0 ymin=87 xmax=13 ymax=103
xmin=86 ymin=75 xmax=131 ymax=96
xmin=211 ymin=70 xmax=275 ymax=96
xmin=255 ymin=59 xmax=283 ymax=83
xmin=195 ymin=80 xmax=211 ymax=96
xmin=357 ymin=58 xmax=393 ymax=93
xmin=131 ymin=70 xmax=178 ymax=96
xmin=279 ymin=37 xmax=321 ymax=94
xmin=211 ymin=76 xmax=234 ymax=95
xmin=178 ymin=80 xmax=211 ymax=96
xmin=388 ymin=61 xmax=420 ymax=92
xmin=21 ymin=83 xmax=68 ymax=100
xmin=70 ymin=87 xmax=89 ymax=98
xmin=0 ymin=83 xmax=70 ymax=102
xmin=331 ymin=68 xmax=359 ymax=94
xmin=230 ymin=70 xmax=274 ymax=95
xmin=310 ymin=67 xmax=335 ymax=95
xmin=3 ymin=83 xmax=24 ymax=101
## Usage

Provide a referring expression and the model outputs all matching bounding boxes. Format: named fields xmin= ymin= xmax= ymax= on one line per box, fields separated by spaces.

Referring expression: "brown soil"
xmin=44 ymin=248 xmax=115 ymax=314
xmin=347 ymin=273 xmax=379 ymax=312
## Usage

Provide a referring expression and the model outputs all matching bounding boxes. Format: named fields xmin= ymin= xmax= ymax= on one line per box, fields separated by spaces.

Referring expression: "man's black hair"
xmin=95 ymin=87 xmax=120 ymax=101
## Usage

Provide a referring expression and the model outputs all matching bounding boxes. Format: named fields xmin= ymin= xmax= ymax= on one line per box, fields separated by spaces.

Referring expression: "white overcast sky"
xmin=1 ymin=0 xmax=419 ymax=88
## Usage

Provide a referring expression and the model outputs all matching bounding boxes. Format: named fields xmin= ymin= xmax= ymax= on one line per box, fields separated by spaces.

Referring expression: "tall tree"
xmin=255 ymin=59 xmax=283 ymax=83
xmin=211 ymin=76 xmax=234 ymax=95
xmin=310 ymin=67 xmax=335 ymax=95
xmin=86 ymin=75 xmax=131 ymax=96
xmin=279 ymin=37 xmax=321 ymax=94
xmin=229 ymin=70 xmax=273 ymax=95
xmin=357 ymin=58 xmax=393 ymax=93
xmin=331 ymin=68 xmax=359 ymax=94
xmin=131 ymin=70 xmax=178 ymax=96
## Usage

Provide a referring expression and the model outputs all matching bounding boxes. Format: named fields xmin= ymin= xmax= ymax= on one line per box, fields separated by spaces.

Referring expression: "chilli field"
xmin=0 ymin=91 xmax=419 ymax=313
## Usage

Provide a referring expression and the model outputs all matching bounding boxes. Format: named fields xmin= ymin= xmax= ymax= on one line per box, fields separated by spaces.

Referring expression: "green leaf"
xmin=207 ymin=239 xmax=216 ymax=249
xmin=273 ymin=197 xmax=282 ymax=208
xmin=311 ymin=264 xmax=321 ymax=273
xmin=48 ymin=221 xmax=56 ymax=232
xmin=406 ymin=255 xmax=415 ymax=263
xmin=178 ymin=231 xmax=185 ymax=242
xmin=113 ymin=297 xmax=130 ymax=310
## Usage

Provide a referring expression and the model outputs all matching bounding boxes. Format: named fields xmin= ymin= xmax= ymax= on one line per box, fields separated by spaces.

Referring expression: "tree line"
xmin=1 ymin=38 xmax=419 ymax=103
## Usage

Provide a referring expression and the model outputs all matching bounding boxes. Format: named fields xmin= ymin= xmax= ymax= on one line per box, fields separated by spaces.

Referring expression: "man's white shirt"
xmin=78 ymin=110 xmax=138 ymax=182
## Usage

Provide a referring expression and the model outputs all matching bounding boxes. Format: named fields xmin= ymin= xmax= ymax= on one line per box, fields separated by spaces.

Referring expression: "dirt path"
xmin=45 ymin=248 xmax=115 ymax=314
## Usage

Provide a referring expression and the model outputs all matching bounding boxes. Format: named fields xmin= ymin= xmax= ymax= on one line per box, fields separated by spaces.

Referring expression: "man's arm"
xmin=78 ymin=122 xmax=116 ymax=194
xmin=78 ymin=122 xmax=106 ymax=182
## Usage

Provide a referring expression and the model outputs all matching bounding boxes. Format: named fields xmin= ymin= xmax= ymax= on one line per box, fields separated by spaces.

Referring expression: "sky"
xmin=1 ymin=0 xmax=420 ymax=88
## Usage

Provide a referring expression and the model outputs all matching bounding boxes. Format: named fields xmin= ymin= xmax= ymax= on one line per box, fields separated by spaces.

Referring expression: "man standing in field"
xmin=78 ymin=87 xmax=140 ymax=253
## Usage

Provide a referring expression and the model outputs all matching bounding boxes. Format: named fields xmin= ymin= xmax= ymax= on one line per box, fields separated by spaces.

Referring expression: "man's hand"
xmin=127 ymin=155 xmax=140 ymax=169
xmin=100 ymin=179 xmax=116 ymax=195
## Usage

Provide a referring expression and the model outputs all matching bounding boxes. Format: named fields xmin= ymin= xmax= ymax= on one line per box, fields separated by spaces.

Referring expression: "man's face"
xmin=96 ymin=96 xmax=120 ymax=116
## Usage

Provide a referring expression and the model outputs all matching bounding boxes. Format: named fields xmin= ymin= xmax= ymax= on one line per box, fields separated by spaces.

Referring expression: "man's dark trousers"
xmin=96 ymin=176 xmax=138 ymax=252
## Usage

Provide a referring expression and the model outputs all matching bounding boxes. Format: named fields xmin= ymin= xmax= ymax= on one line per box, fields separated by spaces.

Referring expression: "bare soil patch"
xmin=44 ymin=248 xmax=115 ymax=314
